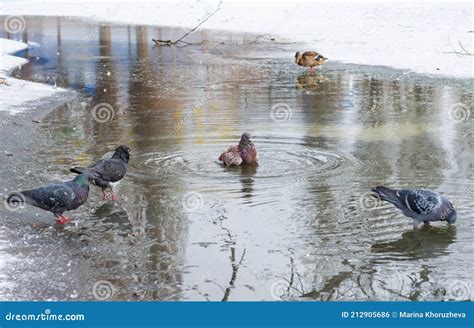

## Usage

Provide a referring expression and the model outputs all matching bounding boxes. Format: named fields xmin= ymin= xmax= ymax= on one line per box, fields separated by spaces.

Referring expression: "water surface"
xmin=0 ymin=16 xmax=473 ymax=301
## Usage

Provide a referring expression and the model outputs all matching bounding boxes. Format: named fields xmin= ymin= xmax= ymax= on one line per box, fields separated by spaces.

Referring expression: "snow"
xmin=0 ymin=39 xmax=29 ymax=75
xmin=1 ymin=0 xmax=473 ymax=78
xmin=0 ymin=39 xmax=65 ymax=113
xmin=0 ymin=1 xmax=472 ymax=113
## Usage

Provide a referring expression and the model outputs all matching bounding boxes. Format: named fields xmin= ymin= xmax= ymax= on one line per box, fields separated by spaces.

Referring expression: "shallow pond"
xmin=0 ymin=16 xmax=473 ymax=301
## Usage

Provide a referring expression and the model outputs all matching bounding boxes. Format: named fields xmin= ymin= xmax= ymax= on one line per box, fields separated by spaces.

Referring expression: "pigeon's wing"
xmin=373 ymin=186 xmax=440 ymax=215
xmin=70 ymin=159 xmax=106 ymax=175
xmin=95 ymin=159 xmax=127 ymax=182
xmin=74 ymin=158 xmax=127 ymax=188
xmin=402 ymin=189 xmax=439 ymax=215
xmin=86 ymin=167 xmax=111 ymax=188
xmin=372 ymin=186 xmax=404 ymax=208
xmin=219 ymin=146 xmax=242 ymax=166
xmin=20 ymin=183 xmax=75 ymax=213
xmin=88 ymin=158 xmax=106 ymax=169
xmin=85 ymin=161 xmax=125 ymax=187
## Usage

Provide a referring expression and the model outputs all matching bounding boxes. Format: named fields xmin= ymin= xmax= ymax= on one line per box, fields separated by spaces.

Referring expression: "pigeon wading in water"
xmin=372 ymin=186 xmax=457 ymax=229
xmin=6 ymin=173 xmax=91 ymax=224
xmin=219 ymin=133 xmax=258 ymax=166
xmin=70 ymin=145 xmax=131 ymax=201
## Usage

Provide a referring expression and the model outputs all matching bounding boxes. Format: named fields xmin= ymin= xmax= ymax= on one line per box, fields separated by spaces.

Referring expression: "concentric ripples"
xmin=132 ymin=138 xmax=349 ymax=182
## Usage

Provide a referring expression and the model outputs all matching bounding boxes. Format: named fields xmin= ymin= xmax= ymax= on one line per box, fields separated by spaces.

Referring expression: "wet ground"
xmin=0 ymin=16 xmax=473 ymax=301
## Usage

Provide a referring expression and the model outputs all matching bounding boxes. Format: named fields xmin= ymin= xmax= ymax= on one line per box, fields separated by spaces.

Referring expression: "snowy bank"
xmin=1 ymin=0 xmax=473 ymax=78
xmin=0 ymin=39 xmax=29 ymax=75
xmin=0 ymin=38 xmax=69 ymax=114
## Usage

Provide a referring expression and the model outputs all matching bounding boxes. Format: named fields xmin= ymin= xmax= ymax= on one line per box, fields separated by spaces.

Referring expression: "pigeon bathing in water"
xmin=372 ymin=186 xmax=457 ymax=229
xmin=7 ymin=173 xmax=92 ymax=224
xmin=219 ymin=133 xmax=258 ymax=166
xmin=70 ymin=145 xmax=130 ymax=201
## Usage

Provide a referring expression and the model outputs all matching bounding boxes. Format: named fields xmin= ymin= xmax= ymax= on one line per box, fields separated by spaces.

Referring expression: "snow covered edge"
xmin=1 ymin=0 xmax=473 ymax=79
xmin=0 ymin=38 xmax=69 ymax=114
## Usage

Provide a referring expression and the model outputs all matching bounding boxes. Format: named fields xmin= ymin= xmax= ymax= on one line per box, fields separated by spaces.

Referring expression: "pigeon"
xmin=295 ymin=51 xmax=328 ymax=71
xmin=372 ymin=186 xmax=457 ymax=229
xmin=70 ymin=145 xmax=130 ymax=201
xmin=6 ymin=173 xmax=91 ymax=224
xmin=218 ymin=133 xmax=258 ymax=166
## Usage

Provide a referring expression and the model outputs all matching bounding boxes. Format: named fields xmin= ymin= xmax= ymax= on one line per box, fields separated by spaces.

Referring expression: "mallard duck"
xmin=295 ymin=51 xmax=328 ymax=70
xmin=218 ymin=133 xmax=258 ymax=166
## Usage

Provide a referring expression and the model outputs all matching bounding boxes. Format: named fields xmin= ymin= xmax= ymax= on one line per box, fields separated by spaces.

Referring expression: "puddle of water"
xmin=0 ymin=16 xmax=473 ymax=301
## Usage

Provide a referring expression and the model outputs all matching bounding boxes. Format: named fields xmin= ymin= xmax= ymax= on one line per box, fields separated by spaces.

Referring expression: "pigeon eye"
xmin=315 ymin=55 xmax=322 ymax=61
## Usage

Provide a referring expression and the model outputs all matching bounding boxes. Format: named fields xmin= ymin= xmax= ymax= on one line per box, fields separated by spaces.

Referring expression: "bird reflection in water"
xmin=224 ymin=164 xmax=257 ymax=203
xmin=371 ymin=225 xmax=457 ymax=260
xmin=296 ymin=72 xmax=328 ymax=93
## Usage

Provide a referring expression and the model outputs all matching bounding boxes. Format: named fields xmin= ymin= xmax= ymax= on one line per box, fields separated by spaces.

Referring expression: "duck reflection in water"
xmin=296 ymin=72 xmax=328 ymax=92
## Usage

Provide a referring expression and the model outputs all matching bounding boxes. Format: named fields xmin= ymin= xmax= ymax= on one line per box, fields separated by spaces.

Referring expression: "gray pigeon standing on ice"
xmin=372 ymin=186 xmax=457 ymax=229
xmin=6 ymin=173 xmax=91 ymax=224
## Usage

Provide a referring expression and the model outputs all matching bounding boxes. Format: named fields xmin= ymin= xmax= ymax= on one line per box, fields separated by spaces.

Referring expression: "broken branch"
xmin=153 ymin=0 xmax=222 ymax=46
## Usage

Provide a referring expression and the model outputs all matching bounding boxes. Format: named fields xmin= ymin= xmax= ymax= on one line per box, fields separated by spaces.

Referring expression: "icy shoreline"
xmin=1 ymin=0 xmax=473 ymax=79
xmin=0 ymin=38 xmax=70 ymax=114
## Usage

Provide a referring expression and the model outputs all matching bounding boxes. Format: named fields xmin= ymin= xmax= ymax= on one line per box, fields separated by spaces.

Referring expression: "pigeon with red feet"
xmin=219 ymin=133 xmax=258 ymax=166
xmin=6 ymin=173 xmax=91 ymax=225
xmin=372 ymin=186 xmax=457 ymax=229
xmin=70 ymin=145 xmax=130 ymax=201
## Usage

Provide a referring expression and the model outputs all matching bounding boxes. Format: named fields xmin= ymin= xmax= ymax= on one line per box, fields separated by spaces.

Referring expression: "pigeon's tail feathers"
xmin=372 ymin=186 xmax=403 ymax=207
xmin=70 ymin=167 xmax=86 ymax=175
xmin=6 ymin=191 xmax=37 ymax=207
